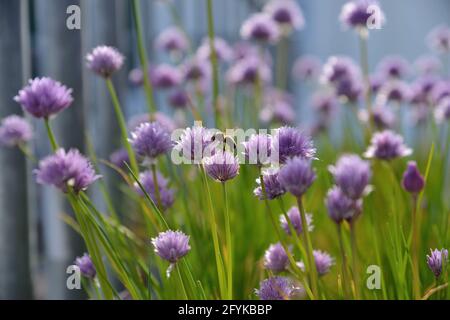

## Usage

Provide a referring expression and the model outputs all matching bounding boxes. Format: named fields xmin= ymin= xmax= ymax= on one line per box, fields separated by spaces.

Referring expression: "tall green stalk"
xmin=105 ymin=78 xmax=138 ymax=175
xmin=411 ymin=195 xmax=421 ymax=299
xmin=337 ymin=224 xmax=350 ymax=299
xmin=350 ymin=222 xmax=361 ymax=299
xmin=151 ymin=163 xmax=163 ymax=211
xmin=44 ymin=118 xmax=58 ymax=151
xmin=131 ymin=0 xmax=157 ymax=115
xmin=206 ymin=0 xmax=220 ymax=128
xmin=222 ymin=182 xmax=233 ymax=299
xmin=358 ymin=33 xmax=373 ymax=134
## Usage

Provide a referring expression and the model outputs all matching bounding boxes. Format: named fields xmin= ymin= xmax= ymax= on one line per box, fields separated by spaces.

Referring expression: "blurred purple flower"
xmin=435 ymin=97 xmax=450 ymax=123
xmin=377 ymin=56 xmax=410 ymax=79
xmin=196 ymin=37 xmax=233 ymax=62
xmin=226 ymin=56 xmax=271 ymax=86
xmin=203 ymin=151 xmax=239 ymax=182
xmin=264 ymin=0 xmax=305 ymax=31
xmin=272 ymin=126 xmax=316 ymax=164
xmin=135 ymin=170 xmax=175 ymax=210
xmin=340 ymin=0 xmax=385 ymax=30
xmin=35 ymin=148 xmax=100 ymax=193
xmin=426 ymin=248 xmax=448 ymax=278
xmin=109 ymin=148 xmax=130 ymax=169
xmin=414 ymin=56 xmax=442 ymax=75
xmin=241 ymin=13 xmax=280 ymax=43
xmin=0 ymin=115 xmax=33 ymax=147
xmin=168 ymin=89 xmax=189 ymax=109
xmin=152 ymin=230 xmax=190 ymax=263
xmin=15 ymin=77 xmax=73 ymax=119
xmin=376 ymin=80 xmax=411 ymax=105
xmin=243 ymin=133 xmax=272 ymax=166
xmin=264 ymin=243 xmax=289 ymax=273
xmin=293 ymin=56 xmax=322 ymax=81
xmin=329 ymin=154 xmax=371 ymax=200
xmin=313 ymin=250 xmax=334 ymax=276
xmin=431 ymin=80 xmax=450 ymax=106
xmin=254 ymin=167 xmax=286 ymax=200
xmin=256 ymin=276 xmax=300 ymax=300
xmin=364 ymin=130 xmax=412 ymax=160
xmin=326 ymin=186 xmax=361 ymax=224
xmin=402 ymin=161 xmax=425 ymax=194
xmin=427 ymin=24 xmax=450 ymax=53
xmin=130 ymin=122 xmax=172 ymax=161
xmin=174 ymin=125 xmax=214 ymax=163
xmin=280 ymin=206 xmax=313 ymax=236
xmin=311 ymin=91 xmax=339 ymax=117
xmin=155 ymin=26 xmax=189 ymax=54
xmin=151 ymin=64 xmax=182 ymax=89
xmin=75 ymin=253 xmax=96 ymax=279
xmin=409 ymin=75 xmax=439 ymax=106
xmin=278 ymin=156 xmax=316 ymax=198
xmin=86 ymin=45 xmax=124 ymax=78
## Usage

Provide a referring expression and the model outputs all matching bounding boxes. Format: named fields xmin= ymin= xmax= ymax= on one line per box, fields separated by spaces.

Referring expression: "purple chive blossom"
xmin=339 ymin=0 xmax=385 ymax=31
xmin=278 ymin=157 xmax=316 ymax=198
xmin=435 ymin=97 xmax=450 ymax=123
xmin=135 ymin=170 xmax=175 ymax=210
xmin=335 ymin=77 xmax=363 ymax=103
xmin=293 ymin=56 xmax=322 ymax=81
xmin=0 ymin=115 xmax=33 ymax=147
xmin=321 ymin=56 xmax=360 ymax=84
xmin=155 ymin=26 xmax=189 ymax=54
xmin=376 ymin=80 xmax=411 ymax=105
xmin=364 ymin=130 xmax=412 ymax=160
xmin=426 ymin=248 xmax=448 ymax=278
xmin=196 ymin=37 xmax=233 ymax=63
xmin=226 ymin=56 xmax=272 ymax=86
xmin=326 ymin=186 xmax=361 ymax=224
xmin=174 ymin=126 xmax=214 ymax=163
xmin=280 ymin=206 xmax=313 ymax=236
xmin=86 ymin=46 xmax=124 ymax=78
xmin=370 ymin=74 xmax=384 ymax=94
xmin=182 ymin=58 xmax=211 ymax=83
xmin=151 ymin=64 xmax=182 ymax=89
xmin=311 ymin=91 xmax=339 ymax=117
xmin=329 ymin=154 xmax=371 ymax=200
xmin=414 ymin=56 xmax=442 ymax=75
xmin=254 ymin=167 xmax=286 ymax=200
xmin=370 ymin=105 xmax=397 ymax=129
xmin=152 ymin=230 xmax=191 ymax=264
xmin=168 ymin=89 xmax=189 ymax=109
xmin=431 ymin=80 xmax=450 ymax=106
xmin=75 ymin=253 xmax=96 ymax=278
xmin=240 ymin=13 xmax=280 ymax=43
xmin=109 ymin=148 xmax=130 ymax=168
xmin=313 ymin=250 xmax=334 ymax=276
xmin=263 ymin=0 xmax=305 ymax=31
xmin=203 ymin=151 xmax=239 ymax=182
xmin=377 ymin=56 xmax=410 ymax=79
xmin=427 ymin=25 xmax=450 ymax=53
xmin=14 ymin=77 xmax=73 ymax=119
xmin=130 ymin=122 xmax=172 ymax=161
xmin=272 ymin=126 xmax=316 ymax=164
xmin=409 ymin=76 xmax=439 ymax=106
xmin=243 ymin=133 xmax=272 ymax=166
xmin=35 ymin=149 xmax=100 ymax=193
xmin=260 ymin=90 xmax=296 ymax=125
xmin=256 ymin=276 xmax=300 ymax=300
xmin=402 ymin=161 xmax=425 ymax=194
xmin=264 ymin=243 xmax=290 ymax=273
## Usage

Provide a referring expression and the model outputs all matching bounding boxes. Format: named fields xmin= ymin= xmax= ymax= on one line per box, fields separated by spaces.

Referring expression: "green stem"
xmin=176 ymin=264 xmax=189 ymax=300
xmin=200 ymin=165 xmax=226 ymax=299
xmin=358 ymin=33 xmax=373 ymax=134
xmin=44 ymin=118 xmax=58 ymax=151
xmin=151 ymin=163 xmax=163 ymax=211
xmin=411 ymin=195 xmax=421 ymax=299
xmin=18 ymin=143 xmax=37 ymax=163
xmin=296 ymin=196 xmax=319 ymax=298
xmin=276 ymin=37 xmax=289 ymax=90
xmin=338 ymin=224 xmax=350 ymax=299
xmin=350 ymin=222 xmax=361 ymax=299
xmin=105 ymin=78 xmax=138 ymax=175
xmin=131 ymin=0 xmax=157 ymax=115
xmin=206 ymin=0 xmax=220 ymax=128
xmin=222 ymin=182 xmax=233 ymax=299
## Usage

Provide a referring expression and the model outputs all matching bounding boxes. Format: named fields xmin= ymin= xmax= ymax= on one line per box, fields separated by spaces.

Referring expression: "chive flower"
xmin=135 ymin=170 xmax=175 ymax=210
xmin=240 ymin=13 xmax=280 ymax=43
xmin=0 ymin=115 xmax=33 ymax=147
xmin=264 ymin=243 xmax=289 ymax=273
xmin=278 ymin=157 xmax=316 ymax=198
xmin=364 ymin=130 xmax=412 ymax=160
xmin=86 ymin=45 xmax=124 ymax=78
xmin=203 ymin=151 xmax=239 ymax=182
xmin=313 ymin=250 xmax=334 ymax=276
xmin=280 ymin=206 xmax=313 ymax=236
xmin=263 ymin=0 xmax=305 ymax=31
xmin=426 ymin=248 xmax=448 ymax=278
xmin=402 ymin=161 xmax=425 ymax=195
xmin=326 ymin=186 xmax=361 ymax=224
xmin=255 ymin=276 xmax=300 ymax=300
xmin=155 ymin=26 xmax=189 ymax=54
xmin=242 ymin=133 xmax=272 ymax=166
xmin=254 ymin=167 xmax=286 ymax=200
xmin=75 ymin=253 xmax=96 ymax=279
xmin=130 ymin=122 xmax=172 ymax=162
xmin=271 ymin=126 xmax=316 ymax=164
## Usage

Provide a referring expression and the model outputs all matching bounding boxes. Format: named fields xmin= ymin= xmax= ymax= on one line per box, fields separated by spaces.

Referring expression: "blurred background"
xmin=0 ymin=0 xmax=449 ymax=299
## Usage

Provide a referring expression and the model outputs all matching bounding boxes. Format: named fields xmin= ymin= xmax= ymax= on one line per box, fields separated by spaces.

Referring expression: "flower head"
xmin=272 ymin=126 xmax=316 ymax=164
xmin=173 ymin=126 xmax=215 ymax=163
xmin=264 ymin=243 xmax=289 ymax=273
xmin=0 ymin=115 xmax=33 ymax=147
xmin=182 ymin=58 xmax=211 ymax=82
xmin=243 ymin=133 xmax=272 ymax=166
xmin=364 ymin=130 xmax=412 ymax=160
xmin=376 ymin=80 xmax=411 ymax=105
xmin=109 ymin=148 xmax=130 ymax=168
xmin=377 ymin=56 xmax=410 ymax=79
xmin=75 ymin=253 xmax=96 ymax=278
xmin=255 ymin=276 xmax=300 ymax=300
xmin=402 ymin=161 xmax=425 ymax=194
xmin=35 ymin=149 xmax=100 ymax=193
xmin=155 ymin=26 xmax=189 ymax=54
xmin=196 ymin=37 xmax=233 ymax=62
xmin=152 ymin=230 xmax=191 ymax=263
xmin=254 ymin=167 xmax=286 ymax=200
xmin=151 ymin=64 xmax=182 ymax=89
xmin=414 ymin=56 xmax=442 ymax=75
xmin=293 ymin=56 xmax=322 ymax=81
xmin=339 ymin=0 xmax=385 ymax=31
xmin=226 ymin=56 xmax=271 ymax=86
xmin=435 ymin=97 xmax=450 ymax=123
xmin=14 ymin=77 xmax=73 ymax=119
xmin=203 ymin=151 xmax=239 ymax=182
xmin=280 ymin=206 xmax=313 ymax=236
xmin=134 ymin=170 xmax=175 ymax=210
xmin=311 ymin=91 xmax=339 ymax=117
xmin=427 ymin=24 xmax=450 ymax=53
xmin=329 ymin=154 xmax=371 ymax=199
xmin=426 ymin=248 xmax=448 ymax=278
xmin=86 ymin=46 xmax=124 ymax=78
xmin=130 ymin=122 xmax=172 ymax=161
xmin=241 ymin=13 xmax=280 ymax=43
xmin=168 ymin=89 xmax=189 ymax=109
xmin=264 ymin=0 xmax=305 ymax=31
xmin=326 ymin=186 xmax=361 ymax=224
xmin=278 ymin=157 xmax=316 ymax=197
xmin=313 ymin=250 xmax=334 ymax=276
